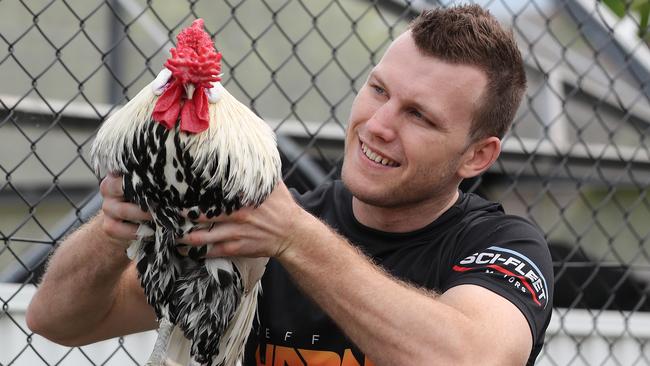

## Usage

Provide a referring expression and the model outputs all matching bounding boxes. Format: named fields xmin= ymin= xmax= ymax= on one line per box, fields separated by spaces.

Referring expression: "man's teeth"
xmin=361 ymin=143 xmax=397 ymax=167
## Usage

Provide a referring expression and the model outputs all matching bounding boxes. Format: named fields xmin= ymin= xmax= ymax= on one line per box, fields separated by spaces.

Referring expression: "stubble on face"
xmin=342 ymin=143 xmax=463 ymax=210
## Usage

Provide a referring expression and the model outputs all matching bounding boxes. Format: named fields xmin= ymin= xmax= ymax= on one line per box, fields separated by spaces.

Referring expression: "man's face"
xmin=341 ymin=32 xmax=488 ymax=209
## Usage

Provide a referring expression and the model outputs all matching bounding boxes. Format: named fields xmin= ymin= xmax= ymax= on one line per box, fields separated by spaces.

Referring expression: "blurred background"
xmin=1 ymin=0 xmax=649 ymax=364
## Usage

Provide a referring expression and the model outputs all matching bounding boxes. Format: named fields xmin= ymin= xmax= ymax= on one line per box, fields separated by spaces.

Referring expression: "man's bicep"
xmin=439 ymin=284 xmax=532 ymax=365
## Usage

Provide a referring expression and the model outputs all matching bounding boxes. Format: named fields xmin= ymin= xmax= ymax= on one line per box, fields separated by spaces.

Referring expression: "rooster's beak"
xmin=184 ymin=84 xmax=196 ymax=100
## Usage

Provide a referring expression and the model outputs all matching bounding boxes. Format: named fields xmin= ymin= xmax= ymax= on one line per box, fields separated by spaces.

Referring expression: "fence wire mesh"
xmin=1 ymin=0 xmax=649 ymax=365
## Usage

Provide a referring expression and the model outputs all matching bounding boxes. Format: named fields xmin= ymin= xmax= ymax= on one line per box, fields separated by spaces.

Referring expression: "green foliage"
xmin=602 ymin=0 xmax=650 ymax=40
xmin=638 ymin=1 xmax=650 ymax=38
xmin=603 ymin=0 xmax=627 ymax=16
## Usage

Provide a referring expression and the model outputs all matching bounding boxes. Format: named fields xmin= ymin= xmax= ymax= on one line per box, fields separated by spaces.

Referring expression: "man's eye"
xmin=372 ymin=85 xmax=385 ymax=95
xmin=409 ymin=109 xmax=423 ymax=119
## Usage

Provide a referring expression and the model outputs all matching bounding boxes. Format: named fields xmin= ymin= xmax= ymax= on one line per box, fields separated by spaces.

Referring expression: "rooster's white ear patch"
xmin=207 ymin=81 xmax=225 ymax=103
xmin=151 ymin=68 xmax=173 ymax=96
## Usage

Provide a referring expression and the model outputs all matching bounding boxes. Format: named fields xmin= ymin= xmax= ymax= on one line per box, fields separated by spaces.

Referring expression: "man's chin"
xmin=342 ymin=176 xmax=395 ymax=208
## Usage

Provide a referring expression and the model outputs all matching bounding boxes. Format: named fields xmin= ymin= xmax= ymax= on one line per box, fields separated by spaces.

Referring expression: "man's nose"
xmin=366 ymin=102 xmax=398 ymax=142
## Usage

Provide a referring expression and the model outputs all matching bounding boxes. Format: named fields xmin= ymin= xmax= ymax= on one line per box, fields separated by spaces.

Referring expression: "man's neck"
xmin=351 ymin=190 xmax=460 ymax=233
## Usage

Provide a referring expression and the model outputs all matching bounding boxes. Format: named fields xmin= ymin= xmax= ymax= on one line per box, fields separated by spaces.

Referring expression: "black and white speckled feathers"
xmin=91 ymin=81 xmax=281 ymax=366
xmin=122 ymin=121 xmax=245 ymax=365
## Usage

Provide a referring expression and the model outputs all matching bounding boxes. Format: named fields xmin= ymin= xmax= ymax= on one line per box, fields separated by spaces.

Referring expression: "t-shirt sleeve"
xmin=442 ymin=215 xmax=553 ymax=346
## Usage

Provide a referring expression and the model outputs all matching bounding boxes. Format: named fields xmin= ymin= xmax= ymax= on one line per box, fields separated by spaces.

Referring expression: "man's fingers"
xmin=101 ymin=215 xmax=139 ymax=244
xmin=103 ymin=199 xmax=152 ymax=222
xmin=178 ymin=223 xmax=240 ymax=247
xmin=100 ymin=174 xmax=124 ymax=198
xmin=177 ymin=229 xmax=211 ymax=246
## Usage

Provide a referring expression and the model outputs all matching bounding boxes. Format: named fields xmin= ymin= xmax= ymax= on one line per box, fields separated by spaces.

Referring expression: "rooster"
xmin=90 ymin=19 xmax=281 ymax=366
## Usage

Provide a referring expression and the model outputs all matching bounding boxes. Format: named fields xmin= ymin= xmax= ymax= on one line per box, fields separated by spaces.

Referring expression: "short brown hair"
xmin=410 ymin=5 xmax=526 ymax=140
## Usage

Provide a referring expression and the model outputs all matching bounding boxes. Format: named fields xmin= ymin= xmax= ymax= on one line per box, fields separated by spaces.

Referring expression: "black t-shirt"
xmin=244 ymin=180 xmax=553 ymax=365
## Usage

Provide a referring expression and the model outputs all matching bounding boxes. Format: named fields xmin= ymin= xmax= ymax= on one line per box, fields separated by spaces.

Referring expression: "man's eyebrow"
xmin=368 ymin=70 xmax=449 ymax=130
xmin=412 ymin=100 xmax=449 ymax=129
xmin=367 ymin=71 xmax=383 ymax=85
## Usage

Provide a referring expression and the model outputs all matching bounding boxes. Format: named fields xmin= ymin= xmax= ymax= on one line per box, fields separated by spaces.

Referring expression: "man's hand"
xmin=99 ymin=174 xmax=152 ymax=248
xmin=178 ymin=182 xmax=308 ymax=259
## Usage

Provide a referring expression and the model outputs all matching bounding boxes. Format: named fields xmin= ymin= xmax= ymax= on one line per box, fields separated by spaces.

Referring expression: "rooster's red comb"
xmin=152 ymin=19 xmax=222 ymax=133
xmin=165 ymin=18 xmax=222 ymax=88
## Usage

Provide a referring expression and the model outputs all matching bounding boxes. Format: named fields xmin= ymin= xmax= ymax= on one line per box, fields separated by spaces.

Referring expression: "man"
xmin=27 ymin=5 xmax=553 ymax=366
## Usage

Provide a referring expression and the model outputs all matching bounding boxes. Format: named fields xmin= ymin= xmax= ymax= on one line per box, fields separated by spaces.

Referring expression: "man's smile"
xmin=360 ymin=142 xmax=399 ymax=167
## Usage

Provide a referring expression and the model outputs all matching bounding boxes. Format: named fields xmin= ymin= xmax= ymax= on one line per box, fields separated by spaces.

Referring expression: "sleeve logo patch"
xmin=453 ymin=246 xmax=549 ymax=308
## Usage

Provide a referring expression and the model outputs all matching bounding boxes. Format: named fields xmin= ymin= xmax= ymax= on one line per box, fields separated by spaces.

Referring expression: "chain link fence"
xmin=1 ymin=0 xmax=649 ymax=365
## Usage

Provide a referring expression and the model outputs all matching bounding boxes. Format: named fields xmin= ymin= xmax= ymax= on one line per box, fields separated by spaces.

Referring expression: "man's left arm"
xmin=181 ymin=183 xmax=533 ymax=366
xmin=275 ymin=221 xmax=533 ymax=366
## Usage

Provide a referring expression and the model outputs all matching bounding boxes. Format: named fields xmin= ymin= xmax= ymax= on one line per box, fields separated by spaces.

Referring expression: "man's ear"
xmin=457 ymin=136 xmax=501 ymax=179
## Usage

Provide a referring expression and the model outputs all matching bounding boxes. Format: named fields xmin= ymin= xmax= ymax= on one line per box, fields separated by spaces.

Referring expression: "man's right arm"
xmin=26 ymin=176 xmax=158 ymax=346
